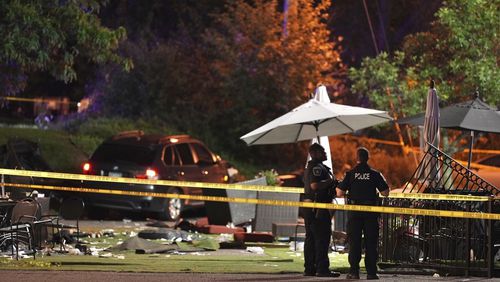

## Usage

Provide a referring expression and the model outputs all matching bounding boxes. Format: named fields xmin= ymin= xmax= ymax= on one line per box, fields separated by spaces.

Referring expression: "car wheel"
xmin=158 ymin=188 xmax=183 ymax=221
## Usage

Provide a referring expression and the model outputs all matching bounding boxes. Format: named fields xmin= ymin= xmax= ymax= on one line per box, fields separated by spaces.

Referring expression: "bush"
xmin=329 ymin=136 xmax=417 ymax=189
xmin=256 ymin=169 xmax=283 ymax=186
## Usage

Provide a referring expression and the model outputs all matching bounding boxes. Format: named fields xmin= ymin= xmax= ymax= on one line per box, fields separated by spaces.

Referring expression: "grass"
xmin=0 ymin=248 xmax=351 ymax=273
xmin=0 ymin=127 xmax=87 ymax=173
xmin=0 ymin=229 xmax=353 ymax=273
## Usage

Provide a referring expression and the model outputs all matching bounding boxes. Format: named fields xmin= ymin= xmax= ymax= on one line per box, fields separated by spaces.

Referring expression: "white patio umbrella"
xmin=240 ymin=88 xmax=392 ymax=234
xmin=240 ymin=96 xmax=392 ymax=145
xmin=309 ymin=85 xmax=333 ymax=169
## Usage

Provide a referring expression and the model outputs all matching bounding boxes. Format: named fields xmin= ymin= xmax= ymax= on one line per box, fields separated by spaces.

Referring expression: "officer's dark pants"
xmin=347 ymin=211 xmax=379 ymax=276
xmin=304 ymin=207 xmax=331 ymax=274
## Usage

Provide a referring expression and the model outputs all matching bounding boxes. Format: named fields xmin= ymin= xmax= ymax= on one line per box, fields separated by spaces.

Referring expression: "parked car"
xmin=81 ymin=130 xmax=231 ymax=220
xmin=475 ymin=154 xmax=500 ymax=192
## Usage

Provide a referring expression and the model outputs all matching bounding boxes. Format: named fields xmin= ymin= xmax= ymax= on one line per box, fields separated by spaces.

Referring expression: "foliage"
xmin=98 ymin=0 xmax=343 ymax=169
xmin=329 ymin=136 xmax=416 ymax=188
xmin=435 ymin=0 xmax=499 ymax=103
xmin=349 ymin=0 xmax=500 ymax=117
xmin=0 ymin=0 xmax=132 ymax=96
xmin=256 ymin=169 xmax=283 ymax=186
xmin=349 ymin=52 xmax=429 ymax=117
xmin=0 ymin=258 xmax=55 ymax=268
xmin=198 ymin=0 xmax=343 ymax=155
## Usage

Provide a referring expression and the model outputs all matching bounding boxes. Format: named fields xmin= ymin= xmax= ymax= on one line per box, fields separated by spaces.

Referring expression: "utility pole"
xmin=362 ymin=0 xmax=379 ymax=55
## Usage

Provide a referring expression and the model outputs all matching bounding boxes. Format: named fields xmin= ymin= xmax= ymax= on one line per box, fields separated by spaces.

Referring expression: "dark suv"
xmin=81 ymin=130 xmax=230 ymax=220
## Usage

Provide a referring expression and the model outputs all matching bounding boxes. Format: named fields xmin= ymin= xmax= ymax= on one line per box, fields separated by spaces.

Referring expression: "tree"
xmin=99 ymin=0 xmax=344 ymax=168
xmin=349 ymin=51 xmax=427 ymax=117
xmin=349 ymin=0 xmax=499 ymax=116
xmin=198 ymin=0 xmax=343 ymax=162
xmin=434 ymin=0 xmax=499 ymax=104
xmin=0 ymin=0 xmax=132 ymax=96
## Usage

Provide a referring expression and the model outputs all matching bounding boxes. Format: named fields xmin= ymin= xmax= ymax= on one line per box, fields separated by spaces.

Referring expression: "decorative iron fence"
xmin=379 ymin=144 xmax=499 ymax=277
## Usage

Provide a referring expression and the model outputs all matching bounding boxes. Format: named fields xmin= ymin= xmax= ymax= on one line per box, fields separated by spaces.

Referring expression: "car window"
xmin=479 ymin=155 xmax=500 ymax=167
xmin=175 ymin=143 xmax=195 ymax=165
xmin=91 ymin=143 xmax=155 ymax=166
xmin=163 ymin=145 xmax=181 ymax=166
xmin=191 ymin=143 xmax=214 ymax=164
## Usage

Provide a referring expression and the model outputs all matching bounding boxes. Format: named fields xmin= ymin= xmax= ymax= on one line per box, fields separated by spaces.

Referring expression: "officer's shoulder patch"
xmin=312 ymin=166 xmax=322 ymax=176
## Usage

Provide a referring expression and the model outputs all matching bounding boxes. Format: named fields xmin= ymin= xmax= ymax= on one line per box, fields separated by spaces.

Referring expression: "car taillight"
xmin=136 ymin=168 xmax=158 ymax=180
xmin=146 ymin=168 xmax=157 ymax=179
xmin=83 ymin=162 xmax=91 ymax=174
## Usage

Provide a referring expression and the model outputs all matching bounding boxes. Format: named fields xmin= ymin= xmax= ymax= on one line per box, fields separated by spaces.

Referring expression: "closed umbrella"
xmin=423 ymin=81 xmax=440 ymax=180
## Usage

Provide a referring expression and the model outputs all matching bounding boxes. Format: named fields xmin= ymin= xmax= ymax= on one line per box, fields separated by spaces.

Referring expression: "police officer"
xmin=303 ymin=143 xmax=340 ymax=277
xmin=337 ymin=147 xmax=389 ymax=280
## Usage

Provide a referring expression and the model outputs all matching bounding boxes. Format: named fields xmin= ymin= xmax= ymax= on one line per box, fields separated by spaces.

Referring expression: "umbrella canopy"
xmin=397 ymin=94 xmax=500 ymax=133
xmin=397 ymin=92 xmax=500 ymax=168
xmin=240 ymin=98 xmax=392 ymax=145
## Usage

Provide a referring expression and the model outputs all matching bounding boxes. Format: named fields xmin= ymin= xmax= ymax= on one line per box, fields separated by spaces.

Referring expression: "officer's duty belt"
xmin=348 ymin=199 xmax=378 ymax=205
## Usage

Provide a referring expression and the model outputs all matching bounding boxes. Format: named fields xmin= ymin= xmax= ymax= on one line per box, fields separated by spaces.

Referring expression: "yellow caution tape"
xmin=347 ymin=135 xmax=500 ymax=155
xmin=387 ymin=192 xmax=491 ymax=202
xmin=0 ymin=96 xmax=77 ymax=105
xmin=0 ymin=168 xmax=303 ymax=193
xmin=0 ymin=168 xmax=496 ymax=201
xmin=3 ymin=182 xmax=500 ymax=220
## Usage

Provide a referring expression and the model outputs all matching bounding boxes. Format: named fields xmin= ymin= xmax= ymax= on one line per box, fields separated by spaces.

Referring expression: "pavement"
xmin=0 ymin=271 xmax=498 ymax=282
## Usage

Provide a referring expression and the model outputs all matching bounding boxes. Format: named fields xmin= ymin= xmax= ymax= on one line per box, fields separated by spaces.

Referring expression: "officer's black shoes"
xmin=303 ymin=272 xmax=316 ymax=276
xmin=366 ymin=274 xmax=380 ymax=280
xmin=316 ymin=271 xmax=341 ymax=277
xmin=346 ymin=273 xmax=360 ymax=279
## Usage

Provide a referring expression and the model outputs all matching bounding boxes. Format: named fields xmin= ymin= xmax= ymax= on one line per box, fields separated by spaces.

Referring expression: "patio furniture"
xmin=0 ymin=198 xmax=52 ymax=259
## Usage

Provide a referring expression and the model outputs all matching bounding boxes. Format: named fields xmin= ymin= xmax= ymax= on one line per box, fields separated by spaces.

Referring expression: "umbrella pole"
xmin=467 ymin=131 xmax=474 ymax=169
xmin=314 ymin=123 xmax=320 ymax=145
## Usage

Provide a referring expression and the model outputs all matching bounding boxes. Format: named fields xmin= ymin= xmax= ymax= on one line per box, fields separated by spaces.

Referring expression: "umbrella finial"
xmin=429 ymin=79 xmax=435 ymax=89
xmin=474 ymin=88 xmax=480 ymax=99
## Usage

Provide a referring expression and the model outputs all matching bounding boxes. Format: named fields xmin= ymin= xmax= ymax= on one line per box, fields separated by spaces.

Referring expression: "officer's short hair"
xmin=357 ymin=147 xmax=369 ymax=163
xmin=309 ymin=143 xmax=324 ymax=153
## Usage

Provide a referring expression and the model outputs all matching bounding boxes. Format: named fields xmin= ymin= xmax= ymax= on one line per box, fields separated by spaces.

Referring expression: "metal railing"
xmin=379 ymin=144 xmax=499 ymax=277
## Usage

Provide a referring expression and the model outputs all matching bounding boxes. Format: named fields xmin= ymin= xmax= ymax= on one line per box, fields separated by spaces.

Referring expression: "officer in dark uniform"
xmin=303 ymin=143 xmax=340 ymax=277
xmin=337 ymin=147 xmax=389 ymax=280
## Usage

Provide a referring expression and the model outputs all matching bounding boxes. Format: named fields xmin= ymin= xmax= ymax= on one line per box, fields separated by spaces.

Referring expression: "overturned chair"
xmin=44 ymin=197 xmax=85 ymax=251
